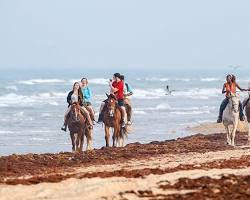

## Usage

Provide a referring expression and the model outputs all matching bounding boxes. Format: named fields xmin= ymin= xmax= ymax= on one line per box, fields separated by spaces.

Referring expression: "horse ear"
xmin=106 ymin=93 xmax=109 ymax=98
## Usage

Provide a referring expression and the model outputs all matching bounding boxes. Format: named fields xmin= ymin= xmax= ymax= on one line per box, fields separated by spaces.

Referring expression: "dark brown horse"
xmin=103 ymin=94 xmax=127 ymax=147
xmin=68 ymin=103 xmax=93 ymax=152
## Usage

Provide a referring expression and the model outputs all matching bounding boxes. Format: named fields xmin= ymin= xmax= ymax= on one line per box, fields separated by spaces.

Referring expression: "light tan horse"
xmin=222 ymin=94 xmax=240 ymax=146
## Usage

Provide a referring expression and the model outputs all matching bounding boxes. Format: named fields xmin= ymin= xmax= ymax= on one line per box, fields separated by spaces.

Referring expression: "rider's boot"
xmin=61 ymin=123 xmax=67 ymax=132
xmin=239 ymin=102 xmax=245 ymax=121
xmin=61 ymin=115 xmax=69 ymax=131
xmin=97 ymin=112 xmax=103 ymax=123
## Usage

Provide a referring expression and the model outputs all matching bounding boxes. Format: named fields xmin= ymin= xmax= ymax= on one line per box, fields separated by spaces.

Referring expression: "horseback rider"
xmin=81 ymin=78 xmax=96 ymax=124
xmin=98 ymin=73 xmax=127 ymax=127
xmin=61 ymin=82 xmax=93 ymax=131
xmin=120 ymin=75 xmax=133 ymax=125
xmin=217 ymin=74 xmax=248 ymax=123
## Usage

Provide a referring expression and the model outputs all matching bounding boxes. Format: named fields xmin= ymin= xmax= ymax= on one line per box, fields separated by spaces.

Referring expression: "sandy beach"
xmin=1 ymin=123 xmax=250 ymax=200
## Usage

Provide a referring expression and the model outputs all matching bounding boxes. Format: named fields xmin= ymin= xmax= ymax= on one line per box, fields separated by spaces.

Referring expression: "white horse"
xmin=222 ymin=94 xmax=240 ymax=146
xmin=243 ymin=94 xmax=250 ymax=142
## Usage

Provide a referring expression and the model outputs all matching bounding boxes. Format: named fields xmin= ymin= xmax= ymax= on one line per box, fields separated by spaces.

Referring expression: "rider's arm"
xmin=84 ymin=88 xmax=91 ymax=100
xmin=222 ymin=84 xmax=227 ymax=94
xmin=236 ymin=83 xmax=247 ymax=91
xmin=67 ymin=92 xmax=72 ymax=105
xmin=125 ymin=84 xmax=133 ymax=97
xmin=110 ymin=86 xmax=118 ymax=93
xmin=109 ymin=82 xmax=119 ymax=93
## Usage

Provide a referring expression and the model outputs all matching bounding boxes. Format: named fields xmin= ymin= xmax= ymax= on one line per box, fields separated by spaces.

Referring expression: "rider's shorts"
xmin=118 ymin=99 xmax=124 ymax=107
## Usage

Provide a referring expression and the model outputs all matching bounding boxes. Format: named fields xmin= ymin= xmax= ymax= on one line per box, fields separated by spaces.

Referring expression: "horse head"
xmin=70 ymin=103 xmax=81 ymax=122
xmin=106 ymin=93 xmax=117 ymax=117
xmin=229 ymin=93 xmax=240 ymax=113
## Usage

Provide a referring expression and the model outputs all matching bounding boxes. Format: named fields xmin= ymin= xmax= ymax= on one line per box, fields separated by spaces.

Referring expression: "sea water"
xmin=0 ymin=67 xmax=249 ymax=155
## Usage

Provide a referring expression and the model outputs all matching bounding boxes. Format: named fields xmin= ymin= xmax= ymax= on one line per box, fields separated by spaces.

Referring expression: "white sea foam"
xmin=173 ymin=88 xmax=221 ymax=99
xmin=89 ymin=78 xmax=109 ymax=85
xmin=200 ymin=77 xmax=221 ymax=82
xmin=13 ymin=112 xmax=24 ymax=117
xmin=0 ymin=130 xmax=14 ymax=135
xmin=172 ymin=78 xmax=191 ymax=82
xmin=135 ymin=103 xmax=172 ymax=112
xmin=0 ymin=103 xmax=9 ymax=107
xmin=133 ymin=110 xmax=146 ymax=115
xmin=18 ymin=79 xmax=65 ymax=85
xmin=145 ymin=77 xmax=191 ymax=82
xmin=70 ymin=78 xmax=109 ymax=85
xmin=0 ymin=92 xmax=65 ymax=107
xmin=145 ymin=77 xmax=169 ymax=82
xmin=37 ymin=92 xmax=66 ymax=98
xmin=41 ymin=113 xmax=52 ymax=117
xmin=6 ymin=85 xmax=18 ymax=91
xmin=132 ymin=88 xmax=166 ymax=99
xmin=170 ymin=110 xmax=211 ymax=115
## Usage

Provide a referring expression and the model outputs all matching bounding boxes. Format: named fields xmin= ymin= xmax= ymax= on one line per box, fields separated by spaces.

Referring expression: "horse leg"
xmin=76 ymin=133 xmax=80 ymax=152
xmin=120 ymin=127 xmax=125 ymax=147
xmin=247 ymin=122 xmax=250 ymax=144
xmin=105 ymin=126 xmax=110 ymax=147
xmin=70 ymin=133 xmax=76 ymax=152
xmin=80 ymin=130 xmax=84 ymax=152
xmin=231 ymin=122 xmax=238 ymax=147
xmin=86 ymin=128 xmax=93 ymax=151
xmin=116 ymin=126 xmax=122 ymax=147
xmin=225 ymin=126 xmax=230 ymax=145
xmin=112 ymin=128 xmax=116 ymax=147
xmin=89 ymin=128 xmax=93 ymax=150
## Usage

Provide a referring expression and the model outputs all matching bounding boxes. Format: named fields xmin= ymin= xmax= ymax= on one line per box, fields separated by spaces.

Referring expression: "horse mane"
xmin=106 ymin=93 xmax=117 ymax=100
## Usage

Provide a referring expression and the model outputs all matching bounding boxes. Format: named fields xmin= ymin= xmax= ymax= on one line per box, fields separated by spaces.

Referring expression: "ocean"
xmin=1 ymin=67 xmax=250 ymax=155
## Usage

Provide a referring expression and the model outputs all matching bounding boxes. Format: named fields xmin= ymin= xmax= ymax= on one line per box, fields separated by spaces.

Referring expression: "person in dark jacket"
xmin=61 ymin=82 xmax=93 ymax=131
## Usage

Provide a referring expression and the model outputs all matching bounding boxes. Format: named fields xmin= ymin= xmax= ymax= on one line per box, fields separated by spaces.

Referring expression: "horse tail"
xmin=121 ymin=126 xmax=128 ymax=139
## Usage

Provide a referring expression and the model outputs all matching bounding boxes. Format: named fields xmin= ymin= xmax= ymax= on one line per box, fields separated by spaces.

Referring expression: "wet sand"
xmin=1 ymin=129 xmax=250 ymax=199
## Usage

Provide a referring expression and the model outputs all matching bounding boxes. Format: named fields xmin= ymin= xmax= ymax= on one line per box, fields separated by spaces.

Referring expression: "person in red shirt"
xmin=98 ymin=73 xmax=127 ymax=127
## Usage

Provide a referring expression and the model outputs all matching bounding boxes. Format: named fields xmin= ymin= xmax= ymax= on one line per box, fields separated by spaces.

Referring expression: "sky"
xmin=0 ymin=0 xmax=250 ymax=70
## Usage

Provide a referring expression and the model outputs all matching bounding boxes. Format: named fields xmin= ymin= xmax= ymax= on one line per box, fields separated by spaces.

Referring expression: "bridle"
xmin=107 ymin=97 xmax=117 ymax=118
xmin=71 ymin=104 xmax=81 ymax=122
xmin=229 ymin=95 xmax=239 ymax=113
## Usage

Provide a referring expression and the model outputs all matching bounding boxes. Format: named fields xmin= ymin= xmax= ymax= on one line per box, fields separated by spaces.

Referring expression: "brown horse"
xmin=68 ymin=103 xmax=93 ymax=152
xmin=103 ymin=94 xmax=127 ymax=147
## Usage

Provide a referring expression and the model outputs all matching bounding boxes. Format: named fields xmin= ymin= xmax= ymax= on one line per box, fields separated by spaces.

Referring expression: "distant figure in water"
xmin=165 ymin=85 xmax=175 ymax=95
